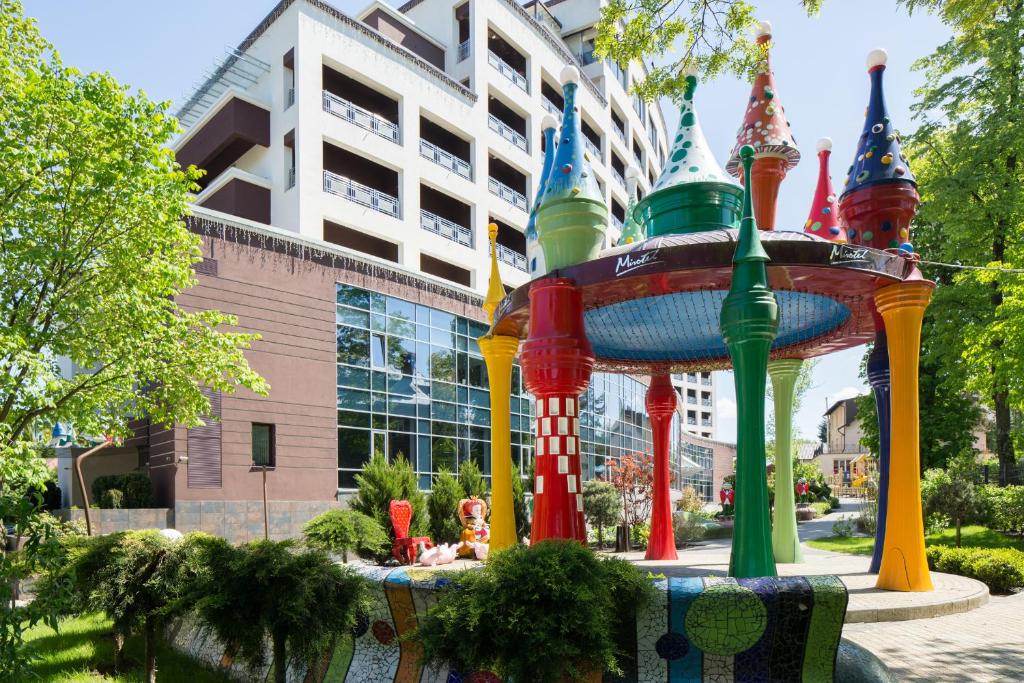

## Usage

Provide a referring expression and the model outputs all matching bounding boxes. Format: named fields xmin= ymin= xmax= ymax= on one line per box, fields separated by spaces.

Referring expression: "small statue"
xmin=719 ymin=482 xmax=735 ymax=517
xmin=457 ymin=496 xmax=490 ymax=558
xmin=796 ymin=477 xmax=810 ymax=504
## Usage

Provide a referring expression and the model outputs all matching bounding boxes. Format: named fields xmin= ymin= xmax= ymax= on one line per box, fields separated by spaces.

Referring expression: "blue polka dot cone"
xmin=840 ymin=49 xmax=916 ymax=198
xmin=653 ymin=73 xmax=735 ymax=191
xmin=804 ymin=138 xmax=846 ymax=243
xmin=526 ymin=118 xmax=557 ymax=279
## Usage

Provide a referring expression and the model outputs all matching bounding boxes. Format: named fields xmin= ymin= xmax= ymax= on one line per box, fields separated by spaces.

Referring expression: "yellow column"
xmin=478 ymin=335 xmax=519 ymax=550
xmin=874 ymin=281 xmax=934 ymax=592
xmin=479 ymin=222 xmax=518 ymax=551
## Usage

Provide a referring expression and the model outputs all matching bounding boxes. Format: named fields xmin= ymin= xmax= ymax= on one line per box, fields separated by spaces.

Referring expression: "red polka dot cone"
xmin=804 ymin=138 xmax=847 ymax=243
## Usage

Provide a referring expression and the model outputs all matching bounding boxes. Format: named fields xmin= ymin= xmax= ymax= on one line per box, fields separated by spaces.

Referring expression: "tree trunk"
xmin=144 ymin=617 xmax=157 ymax=683
xmin=955 ymin=518 xmax=962 ymax=548
xmin=113 ymin=632 xmax=126 ymax=673
xmin=994 ymin=389 xmax=1015 ymax=486
xmin=273 ymin=630 xmax=287 ymax=683
xmin=597 ymin=524 xmax=604 ymax=549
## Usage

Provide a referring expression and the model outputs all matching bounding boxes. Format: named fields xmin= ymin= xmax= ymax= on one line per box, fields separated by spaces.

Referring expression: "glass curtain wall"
xmin=335 ymin=283 xmax=691 ymax=491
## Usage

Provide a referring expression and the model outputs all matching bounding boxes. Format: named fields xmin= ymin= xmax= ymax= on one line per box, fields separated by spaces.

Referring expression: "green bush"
xmin=350 ymin=454 xmax=426 ymax=548
xmin=457 ymin=459 xmax=488 ymax=499
xmin=426 ymin=469 xmax=464 ymax=545
xmin=99 ymin=488 xmax=124 ymax=510
xmin=982 ymin=485 xmax=1024 ymax=534
xmin=702 ymin=521 xmax=733 ymax=539
xmin=810 ymin=501 xmax=832 ymax=518
xmin=91 ymin=473 xmax=153 ymax=509
xmin=673 ymin=512 xmax=705 ymax=546
xmin=415 ymin=540 xmax=654 ymax=681
xmin=630 ymin=520 xmax=650 ymax=549
xmin=583 ymin=480 xmax=620 ymax=549
xmin=831 ymin=516 xmax=855 ymax=538
xmin=927 ymin=545 xmax=1024 ymax=594
xmin=303 ymin=509 xmax=389 ymax=562
xmin=511 ymin=465 xmax=531 ymax=541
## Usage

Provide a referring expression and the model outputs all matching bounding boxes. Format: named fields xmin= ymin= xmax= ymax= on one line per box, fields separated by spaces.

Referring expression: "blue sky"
xmin=22 ymin=0 xmax=950 ymax=442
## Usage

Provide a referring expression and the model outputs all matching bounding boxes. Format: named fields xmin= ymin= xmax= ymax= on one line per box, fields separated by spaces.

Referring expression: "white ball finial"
xmin=867 ymin=48 xmax=888 ymax=69
xmin=559 ymin=64 xmax=580 ymax=86
xmin=756 ymin=20 xmax=772 ymax=38
xmin=816 ymin=137 xmax=833 ymax=152
xmin=626 ymin=167 xmax=641 ymax=181
xmin=541 ymin=114 xmax=558 ymax=132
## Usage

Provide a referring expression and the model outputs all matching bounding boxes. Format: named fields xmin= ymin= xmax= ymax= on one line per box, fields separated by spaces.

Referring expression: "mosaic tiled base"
xmin=166 ymin=569 xmax=847 ymax=683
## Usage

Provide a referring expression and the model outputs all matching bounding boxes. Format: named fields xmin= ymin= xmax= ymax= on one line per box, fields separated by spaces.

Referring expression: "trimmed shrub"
xmin=426 ymin=469 xmax=464 ymax=545
xmin=927 ymin=545 xmax=1024 ymax=594
xmin=457 ymin=459 xmax=488 ymax=499
xmin=673 ymin=512 xmax=706 ymax=546
xmin=99 ymin=488 xmax=125 ymax=510
xmin=415 ymin=540 xmax=654 ymax=681
xmin=303 ymin=509 xmax=389 ymax=562
xmin=629 ymin=520 xmax=651 ymax=549
xmin=583 ymin=480 xmax=620 ymax=549
xmin=91 ymin=473 xmax=153 ymax=509
xmin=511 ymin=465 xmax=531 ymax=541
xmin=810 ymin=501 xmax=832 ymax=518
xmin=350 ymin=454 xmax=426 ymax=546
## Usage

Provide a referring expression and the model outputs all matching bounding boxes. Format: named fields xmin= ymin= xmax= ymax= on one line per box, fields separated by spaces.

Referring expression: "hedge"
xmin=91 ymin=473 xmax=153 ymax=509
xmin=926 ymin=545 xmax=1024 ymax=594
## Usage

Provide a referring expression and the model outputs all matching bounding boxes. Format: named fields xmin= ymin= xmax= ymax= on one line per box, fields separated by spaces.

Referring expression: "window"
xmin=252 ymin=423 xmax=276 ymax=467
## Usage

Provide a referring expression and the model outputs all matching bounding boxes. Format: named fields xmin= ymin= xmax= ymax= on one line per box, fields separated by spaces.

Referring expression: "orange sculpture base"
xmin=739 ymin=155 xmax=787 ymax=231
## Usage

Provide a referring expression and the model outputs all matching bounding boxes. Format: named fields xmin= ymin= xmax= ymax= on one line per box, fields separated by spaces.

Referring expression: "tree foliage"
xmin=302 ymin=508 xmax=389 ymax=562
xmin=595 ymin=0 xmax=823 ymax=101
xmin=511 ymin=465 xmax=531 ymax=541
xmin=193 ymin=539 xmax=369 ymax=683
xmin=921 ymin=454 xmax=982 ymax=547
xmin=609 ymin=452 xmax=654 ymax=535
xmin=901 ymin=0 xmax=1024 ymax=484
xmin=457 ymin=458 xmax=489 ymax=500
xmin=583 ymin=479 xmax=620 ymax=548
xmin=350 ymin=454 xmax=427 ymax=544
xmin=426 ymin=468 xmax=464 ymax=545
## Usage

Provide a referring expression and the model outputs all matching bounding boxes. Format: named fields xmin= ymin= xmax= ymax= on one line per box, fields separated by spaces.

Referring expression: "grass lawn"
xmin=807 ymin=525 xmax=1024 ymax=555
xmin=23 ymin=612 xmax=233 ymax=682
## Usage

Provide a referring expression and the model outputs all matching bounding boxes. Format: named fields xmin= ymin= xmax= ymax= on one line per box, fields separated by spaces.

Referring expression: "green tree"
xmin=194 ymin=540 xmax=369 ymax=683
xmin=583 ymin=480 xmax=621 ymax=549
xmin=426 ymin=468 xmax=464 ymax=545
xmin=511 ymin=465 xmax=531 ymax=541
xmin=457 ymin=458 xmax=489 ymax=500
xmin=595 ymin=0 xmax=823 ymax=101
xmin=921 ymin=454 xmax=981 ymax=547
xmin=901 ymin=0 xmax=1024 ymax=485
xmin=55 ymin=531 xmax=214 ymax=682
xmin=0 ymin=2 xmax=266 ymax=673
xmin=303 ymin=509 xmax=389 ymax=563
xmin=350 ymin=454 xmax=427 ymax=547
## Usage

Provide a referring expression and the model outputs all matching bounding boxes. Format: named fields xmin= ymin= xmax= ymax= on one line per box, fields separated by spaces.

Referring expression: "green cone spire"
xmin=720 ymin=145 xmax=779 ymax=579
xmin=636 ymin=73 xmax=743 ymax=237
xmin=618 ymin=168 xmax=646 ymax=245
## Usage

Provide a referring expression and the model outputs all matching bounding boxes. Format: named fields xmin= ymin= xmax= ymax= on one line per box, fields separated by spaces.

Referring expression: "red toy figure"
xmin=389 ymin=499 xmax=432 ymax=565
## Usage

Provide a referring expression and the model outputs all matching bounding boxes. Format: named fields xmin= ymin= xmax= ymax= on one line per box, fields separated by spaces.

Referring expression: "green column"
xmin=769 ymin=358 xmax=804 ymax=564
xmin=720 ymin=145 xmax=779 ymax=579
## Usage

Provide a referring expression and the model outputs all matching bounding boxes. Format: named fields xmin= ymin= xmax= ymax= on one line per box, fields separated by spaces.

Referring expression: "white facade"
xmin=673 ymin=371 xmax=716 ymax=440
xmin=174 ymin=0 xmax=669 ymax=295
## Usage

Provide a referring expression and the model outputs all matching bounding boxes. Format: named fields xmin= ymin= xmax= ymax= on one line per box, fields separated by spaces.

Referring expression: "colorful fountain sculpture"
xmin=481 ymin=29 xmax=932 ymax=590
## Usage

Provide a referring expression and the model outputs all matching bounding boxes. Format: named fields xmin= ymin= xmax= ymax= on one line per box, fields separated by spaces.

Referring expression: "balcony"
xmin=458 ymin=40 xmax=470 ymax=63
xmin=420 ymin=139 xmax=472 ymax=180
xmin=323 ymin=91 xmax=399 ymax=144
xmin=701 ymin=377 xmax=712 ymax=386
xmin=542 ymin=96 xmax=560 ymax=117
xmin=584 ymin=137 xmax=601 ymax=161
xmin=687 ymin=396 xmax=697 ymax=405
xmin=421 ymin=209 xmax=472 ymax=247
xmin=611 ymin=167 xmax=626 ymax=189
xmin=687 ymin=417 xmax=697 ymax=426
xmin=323 ymin=170 xmax=399 ymax=218
xmin=488 ymin=50 xmax=529 ymax=93
xmin=611 ymin=215 xmax=624 ymax=233
xmin=607 ymin=59 xmax=628 ymax=91
xmin=488 ymin=114 xmax=528 ymax=153
xmin=701 ymin=420 xmax=713 ymax=428
xmin=496 ymin=242 xmax=527 ymax=271
xmin=286 ymin=87 xmax=295 ymax=109
xmin=489 ymin=177 xmax=528 ymax=212
xmin=612 ymin=125 xmax=627 ymax=148
xmin=286 ymin=167 xmax=295 ymax=189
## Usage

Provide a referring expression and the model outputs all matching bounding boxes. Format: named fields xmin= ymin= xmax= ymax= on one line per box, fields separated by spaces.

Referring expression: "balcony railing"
xmin=496 ymin=243 xmax=527 ymax=271
xmin=542 ymin=96 xmax=561 ymax=116
xmin=612 ymin=125 xmax=627 ymax=148
xmin=421 ymin=209 xmax=472 ymax=247
xmin=584 ymin=137 xmax=601 ymax=161
xmin=458 ymin=40 xmax=470 ymax=63
xmin=286 ymin=167 xmax=295 ymax=190
xmin=611 ymin=215 xmax=624 ymax=233
xmin=488 ymin=177 xmax=528 ymax=212
xmin=607 ymin=59 xmax=628 ymax=91
xmin=323 ymin=91 xmax=400 ymax=144
xmin=323 ymin=170 xmax=399 ymax=218
xmin=611 ymin=167 xmax=626 ymax=189
xmin=701 ymin=399 xmax=712 ymax=407
xmin=686 ymin=396 xmax=697 ymax=405
xmin=419 ymin=139 xmax=472 ymax=180
xmin=701 ymin=420 xmax=713 ymax=428
xmin=286 ymin=87 xmax=295 ymax=109
xmin=687 ymin=417 xmax=697 ymax=426
xmin=488 ymin=50 xmax=529 ymax=93
xmin=701 ymin=376 xmax=712 ymax=386
xmin=488 ymin=114 xmax=528 ymax=153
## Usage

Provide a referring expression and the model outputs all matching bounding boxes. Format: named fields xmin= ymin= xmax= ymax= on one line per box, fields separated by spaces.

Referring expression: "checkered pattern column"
xmin=532 ymin=395 xmax=585 ymax=542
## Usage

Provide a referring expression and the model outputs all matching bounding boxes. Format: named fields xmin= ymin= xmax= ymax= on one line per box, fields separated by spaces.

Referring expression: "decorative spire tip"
xmin=866 ymin=48 xmax=888 ymax=70
xmin=559 ymin=64 xmax=580 ymax=86
xmin=756 ymin=19 xmax=772 ymax=38
xmin=816 ymin=137 xmax=833 ymax=152
xmin=541 ymin=113 xmax=558 ymax=131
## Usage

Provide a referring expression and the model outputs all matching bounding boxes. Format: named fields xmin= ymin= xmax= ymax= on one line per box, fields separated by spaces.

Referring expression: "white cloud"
xmin=718 ymin=398 xmax=737 ymax=420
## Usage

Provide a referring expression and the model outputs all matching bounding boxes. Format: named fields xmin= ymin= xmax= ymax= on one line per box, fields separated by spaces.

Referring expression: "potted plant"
xmin=415 ymin=540 xmax=654 ymax=682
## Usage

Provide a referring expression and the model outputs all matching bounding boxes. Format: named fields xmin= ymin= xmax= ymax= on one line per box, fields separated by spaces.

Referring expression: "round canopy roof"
xmin=492 ymin=229 xmax=921 ymax=373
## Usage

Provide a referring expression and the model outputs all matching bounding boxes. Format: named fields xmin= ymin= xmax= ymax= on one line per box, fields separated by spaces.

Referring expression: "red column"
xmin=520 ymin=278 xmax=594 ymax=543
xmin=645 ymin=372 xmax=679 ymax=560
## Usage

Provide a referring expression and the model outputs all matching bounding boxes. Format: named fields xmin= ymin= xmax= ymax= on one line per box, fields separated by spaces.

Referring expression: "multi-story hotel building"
xmin=59 ymin=0 xmax=729 ymax=538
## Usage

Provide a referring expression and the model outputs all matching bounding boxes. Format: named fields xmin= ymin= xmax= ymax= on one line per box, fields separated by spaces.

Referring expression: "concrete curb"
xmin=844 ymin=573 xmax=990 ymax=623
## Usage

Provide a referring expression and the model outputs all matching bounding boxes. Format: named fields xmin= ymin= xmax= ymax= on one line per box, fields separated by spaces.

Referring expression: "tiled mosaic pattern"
xmin=166 ymin=570 xmax=847 ymax=683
